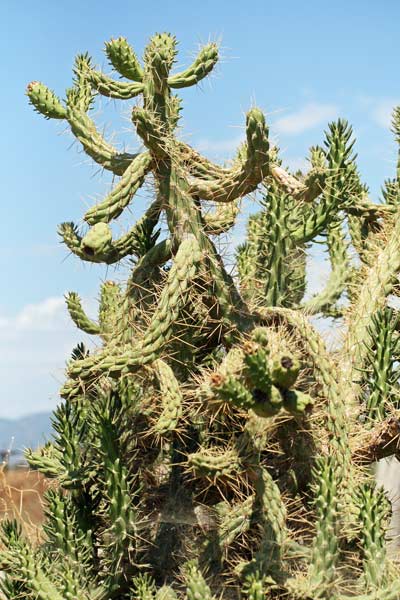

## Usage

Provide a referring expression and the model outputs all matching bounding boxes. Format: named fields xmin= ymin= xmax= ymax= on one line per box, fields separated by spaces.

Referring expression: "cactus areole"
xmin=2 ymin=33 xmax=400 ymax=600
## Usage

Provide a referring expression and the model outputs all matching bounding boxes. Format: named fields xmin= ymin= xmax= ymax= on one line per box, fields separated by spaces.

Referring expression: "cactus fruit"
xmin=3 ymin=31 xmax=400 ymax=600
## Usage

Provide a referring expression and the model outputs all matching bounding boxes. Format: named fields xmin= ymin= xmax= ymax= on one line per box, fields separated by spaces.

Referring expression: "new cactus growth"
xmin=3 ymin=31 xmax=400 ymax=600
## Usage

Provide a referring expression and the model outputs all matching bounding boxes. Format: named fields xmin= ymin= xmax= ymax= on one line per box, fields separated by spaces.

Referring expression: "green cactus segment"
xmin=27 ymin=81 xmax=67 ymax=119
xmin=65 ymin=101 xmax=133 ymax=175
xmin=344 ymin=205 xmax=400 ymax=386
xmin=190 ymin=108 xmax=269 ymax=203
xmin=168 ymin=42 xmax=218 ymax=89
xmin=155 ymin=585 xmax=178 ymax=600
xmin=65 ymin=292 xmax=101 ymax=334
xmin=240 ymin=467 xmax=286 ymax=581
xmin=292 ymin=120 xmax=357 ymax=245
xmin=217 ymin=497 xmax=254 ymax=551
xmin=282 ymin=389 xmax=314 ymax=416
xmin=259 ymin=307 xmax=350 ymax=466
xmin=303 ymin=218 xmax=350 ymax=315
xmin=105 ymin=37 xmax=144 ymax=82
xmin=363 ymin=309 xmax=400 ymax=422
xmin=95 ymin=391 xmax=140 ymax=592
xmin=243 ymin=574 xmax=269 ymax=600
xmin=60 ymin=208 xmax=160 ymax=265
xmin=99 ymin=281 xmax=122 ymax=335
xmin=261 ymin=184 xmax=294 ymax=306
xmin=68 ymin=235 xmax=201 ymax=379
xmin=84 ymin=152 xmax=153 ymax=224
xmin=78 ymin=54 xmax=144 ymax=99
xmin=203 ymin=200 xmax=241 ymax=234
xmin=356 ymin=483 xmax=390 ymax=591
xmin=185 ymin=561 xmax=215 ymax=600
xmin=0 ymin=520 xmax=65 ymax=600
xmin=43 ymin=488 xmax=93 ymax=572
xmin=242 ymin=340 xmax=271 ymax=392
xmin=209 ymin=371 xmax=282 ymax=418
xmin=210 ymin=373 xmax=256 ymax=411
xmin=153 ymin=359 xmax=183 ymax=434
xmin=188 ymin=447 xmax=240 ymax=480
xmin=132 ymin=107 xmax=169 ymax=156
xmin=25 ymin=403 xmax=85 ymax=490
xmin=308 ymin=457 xmax=339 ymax=598
xmin=270 ymin=354 xmax=300 ymax=389
xmin=25 ymin=442 xmax=67 ymax=480
xmin=81 ymin=222 xmax=113 ymax=255
xmin=131 ymin=574 xmax=157 ymax=600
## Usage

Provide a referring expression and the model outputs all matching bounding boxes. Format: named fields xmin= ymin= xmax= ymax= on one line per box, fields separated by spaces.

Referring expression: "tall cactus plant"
xmin=2 ymin=33 xmax=400 ymax=600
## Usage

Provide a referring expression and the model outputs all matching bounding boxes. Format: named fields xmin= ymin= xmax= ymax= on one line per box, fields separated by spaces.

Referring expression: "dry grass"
xmin=0 ymin=465 xmax=50 ymax=542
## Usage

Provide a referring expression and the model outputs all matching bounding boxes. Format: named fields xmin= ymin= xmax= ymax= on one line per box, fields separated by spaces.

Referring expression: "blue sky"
xmin=1 ymin=0 xmax=399 ymax=418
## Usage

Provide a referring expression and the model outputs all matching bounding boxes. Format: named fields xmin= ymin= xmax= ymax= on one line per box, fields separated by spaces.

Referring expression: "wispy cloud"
xmin=0 ymin=297 xmax=97 ymax=418
xmin=195 ymin=134 xmax=244 ymax=156
xmin=0 ymin=297 xmax=66 ymax=333
xmin=356 ymin=96 xmax=399 ymax=130
xmin=274 ymin=103 xmax=339 ymax=135
xmin=370 ymin=99 xmax=399 ymax=129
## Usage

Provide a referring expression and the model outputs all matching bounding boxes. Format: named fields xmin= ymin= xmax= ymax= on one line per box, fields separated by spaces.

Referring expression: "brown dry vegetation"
xmin=0 ymin=466 xmax=49 ymax=542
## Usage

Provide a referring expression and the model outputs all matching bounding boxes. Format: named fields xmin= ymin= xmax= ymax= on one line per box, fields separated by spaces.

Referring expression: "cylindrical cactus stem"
xmin=0 ymin=521 xmax=65 ymax=600
xmin=282 ymin=389 xmax=314 ymax=416
xmin=67 ymin=235 xmax=201 ymax=379
xmin=242 ymin=574 xmax=268 ymax=600
xmin=242 ymin=340 xmax=271 ymax=393
xmin=105 ymin=37 xmax=144 ymax=82
xmin=238 ymin=466 xmax=287 ymax=582
xmin=270 ymin=354 xmax=300 ymax=389
xmin=184 ymin=561 xmax=215 ymax=600
xmin=208 ymin=372 xmax=252 ymax=409
xmin=26 ymin=81 xmax=67 ymax=119
xmin=143 ymin=32 xmax=178 ymax=95
xmin=356 ymin=482 xmax=390 ymax=591
xmin=203 ymin=200 xmax=240 ymax=235
xmin=65 ymin=101 xmax=133 ymax=175
xmin=132 ymin=107 xmax=169 ymax=156
xmin=152 ymin=359 xmax=183 ymax=435
xmin=187 ymin=447 xmax=240 ymax=481
xmin=363 ymin=308 xmax=400 ymax=423
xmin=308 ymin=457 xmax=339 ymax=597
xmin=342 ymin=205 xmax=400 ymax=397
xmin=98 ymin=281 xmax=122 ymax=342
xmin=77 ymin=55 xmax=144 ymax=99
xmin=189 ymin=108 xmax=269 ymax=203
xmin=168 ymin=43 xmax=219 ymax=89
xmin=257 ymin=307 xmax=349 ymax=462
xmin=65 ymin=292 xmax=101 ymax=335
xmin=130 ymin=574 xmax=156 ymax=600
xmin=217 ymin=497 xmax=254 ymax=552
xmin=303 ymin=218 xmax=350 ymax=315
xmin=84 ymin=152 xmax=153 ymax=224
xmin=155 ymin=585 xmax=178 ymax=600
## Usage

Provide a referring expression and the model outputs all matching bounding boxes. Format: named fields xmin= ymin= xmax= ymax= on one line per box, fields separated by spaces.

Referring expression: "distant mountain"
xmin=0 ymin=412 xmax=53 ymax=459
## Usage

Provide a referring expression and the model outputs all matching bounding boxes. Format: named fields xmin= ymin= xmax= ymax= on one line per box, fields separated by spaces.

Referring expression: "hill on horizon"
xmin=0 ymin=412 xmax=53 ymax=461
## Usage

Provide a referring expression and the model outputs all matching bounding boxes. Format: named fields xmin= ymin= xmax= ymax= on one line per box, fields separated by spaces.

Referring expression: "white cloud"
xmin=14 ymin=297 xmax=65 ymax=332
xmin=274 ymin=103 xmax=339 ymax=135
xmin=0 ymin=297 xmax=98 ymax=418
xmin=370 ymin=99 xmax=399 ymax=129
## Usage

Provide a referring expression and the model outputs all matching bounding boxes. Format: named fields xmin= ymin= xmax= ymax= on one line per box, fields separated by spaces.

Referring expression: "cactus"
xmin=2 ymin=31 xmax=400 ymax=600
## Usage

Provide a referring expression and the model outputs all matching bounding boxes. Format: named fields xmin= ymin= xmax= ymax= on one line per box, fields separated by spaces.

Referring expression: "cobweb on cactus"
xmin=2 ymin=31 xmax=400 ymax=600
